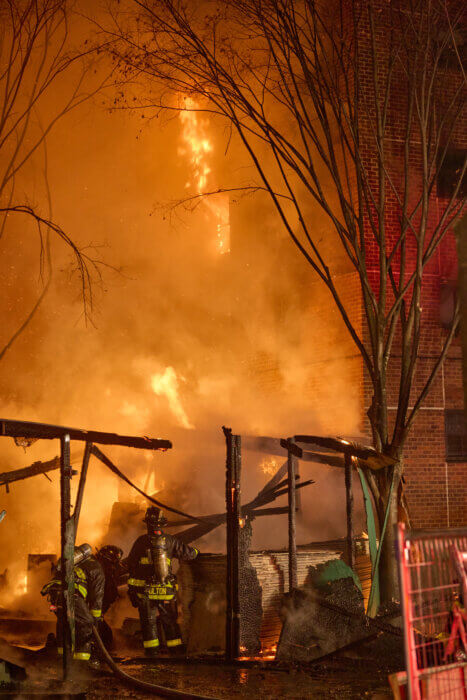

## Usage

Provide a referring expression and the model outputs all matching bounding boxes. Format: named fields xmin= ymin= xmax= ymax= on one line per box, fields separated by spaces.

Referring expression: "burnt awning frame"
xmin=223 ymin=429 xmax=398 ymax=660
xmin=0 ymin=418 xmax=172 ymax=451
xmin=0 ymin=418 xmax=172 ymax=681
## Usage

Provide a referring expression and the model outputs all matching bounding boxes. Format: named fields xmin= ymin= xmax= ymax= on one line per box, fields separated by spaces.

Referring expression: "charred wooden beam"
xmin=240 ymin=435 xmax=288 ymax=456
xmin=174 ymin=519 xmax=223 ymax=544
xmin=229 ymin=431 xmax=395 ymax=470
xmin=281 ymin=438 xmax=302 ymax=459
xmin=255 ymin=459 xmax=288 ymax=499
xmin=166 ymin=514 xmax=225 ymax=527
xmin=0 ymin=456 xmax=60 ymax=486
xmin=73 ymin=442 xmax=92 ymax=536
xmin=242 ymin=434 xmax=342 ymax=463
xmin=232 ymin=434 xmax=241 ymax=660
xmin=91 ymin=445 xmax=205 ymax=524
xmin=271 ymin=479 xmax=315 ymax=500
xmin=248 ymin=506 xmax=289 ymax=517
xmin=248 ymin=476 xmax=293 ymax=508
xmin=294 ymin=434 xmax=397 ymax=471
xmin=0 ymin=418 xmax=171 ymax=451
xmin=171 ymin=482 xmax=310 ymax=527
xmin=175 ymin=477 xmax=314 ymax=543
xmin=224 ymin=427 xmax=242 ymax=661
xmin=60 ymin=434 xmax=74 ymax=680
xmin=295 ymin=434 xmax=372 ymax=456
xmin=287 ymin=439 xmax=298 ymax=591
xmin=224 ymin=427 xmax=234 ymax=661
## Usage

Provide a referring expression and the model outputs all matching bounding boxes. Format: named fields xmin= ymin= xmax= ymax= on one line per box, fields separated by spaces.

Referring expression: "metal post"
xmin=73 ymin=441 xmax=92 ymax=537
xmin=345 ymin=450 xmax=355 ymax=570
xmin=287 ymin=438 xmax=298 ymax=591
xmin=60 ymin=434 xmax=74 ymax=679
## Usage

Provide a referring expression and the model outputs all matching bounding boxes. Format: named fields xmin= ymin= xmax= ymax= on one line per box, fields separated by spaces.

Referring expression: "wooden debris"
xmin=0 ymin=418 xmax=172 ymax=451
xmin=0 ymin=457 xmax=60 ymax=487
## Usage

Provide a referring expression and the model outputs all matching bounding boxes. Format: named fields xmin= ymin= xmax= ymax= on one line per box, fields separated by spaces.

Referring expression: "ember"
xmin=260 ymin=458 xmax=278 ymax=476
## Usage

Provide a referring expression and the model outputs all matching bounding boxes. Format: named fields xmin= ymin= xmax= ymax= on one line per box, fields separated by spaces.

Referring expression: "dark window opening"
xmin=445 ymin=409 xmax=467 ymax=462
xmin=437 ymin=149 xmax=467 ymax=199
xmin=439 ymin=280 xmax=457 ymax=329
xmin=439 ymin=25 xmax=467 ymax=70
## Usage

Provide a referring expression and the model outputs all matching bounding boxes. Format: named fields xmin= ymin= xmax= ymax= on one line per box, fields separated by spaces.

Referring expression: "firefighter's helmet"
xmin=96 ymin=544 xmax=123 ymax=566
xmin=143 ymin=506 xmax=168 ymax=527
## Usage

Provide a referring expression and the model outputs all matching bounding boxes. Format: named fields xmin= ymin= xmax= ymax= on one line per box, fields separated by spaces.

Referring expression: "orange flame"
xmin=179 ymin=97 xmax=230 ymax=254
xmin=18 ymin=574 xmax=27 ymax=596
xmin=151 ymin=366 xmax=193 ymax=429
xmin=238 ymin=643 xmax=277 ymax=661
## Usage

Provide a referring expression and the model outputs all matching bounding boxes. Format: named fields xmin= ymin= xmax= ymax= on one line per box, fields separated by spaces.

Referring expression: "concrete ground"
xmin=0 ymin=641 xmax=398 ymax=698
xmin=0 ymin=616 xmax=403 ymax=698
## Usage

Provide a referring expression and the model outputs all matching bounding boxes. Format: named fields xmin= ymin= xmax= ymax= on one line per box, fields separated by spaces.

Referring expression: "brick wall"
xmin=354 ymin=0 xmax=467 ymax=528
xmin=236 ymin=0 xmax=466 ymax=530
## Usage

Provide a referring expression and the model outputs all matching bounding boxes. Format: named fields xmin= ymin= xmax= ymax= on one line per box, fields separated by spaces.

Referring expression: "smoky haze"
xmin=0 ymin=12 xmax=364 ymax=610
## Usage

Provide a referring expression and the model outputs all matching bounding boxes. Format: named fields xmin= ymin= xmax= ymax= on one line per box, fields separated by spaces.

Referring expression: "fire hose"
xmin=91 ymin=626 xmax=217 ymax=700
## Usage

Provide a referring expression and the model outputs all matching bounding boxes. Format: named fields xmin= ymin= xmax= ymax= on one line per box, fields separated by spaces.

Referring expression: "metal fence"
xmin=397 ymin=523 xmax=467 ymax=699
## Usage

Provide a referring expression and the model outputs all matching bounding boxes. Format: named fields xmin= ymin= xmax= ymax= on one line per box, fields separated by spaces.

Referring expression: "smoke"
xmin=0 ymin=8 xmax=365 ymax=614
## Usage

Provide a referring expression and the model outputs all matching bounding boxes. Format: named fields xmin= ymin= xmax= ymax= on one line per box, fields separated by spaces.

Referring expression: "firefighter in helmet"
xmin=127 ymin=506 xmax=199 ymax=655
xmin=95 ymin=544 xmax=126 ymax=649
xmin=41 ymin=543 xmax=105 ymax=663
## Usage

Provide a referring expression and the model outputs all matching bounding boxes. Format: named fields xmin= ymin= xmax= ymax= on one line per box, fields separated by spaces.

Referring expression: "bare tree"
xmin=108 ymin=0 xmax=466 ymax=601
xmin=0 ymin=0 xmax=112 ymax=361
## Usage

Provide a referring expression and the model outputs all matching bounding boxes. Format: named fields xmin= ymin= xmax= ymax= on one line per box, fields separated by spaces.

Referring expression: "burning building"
xmin=0 ymin=2 xmax=465 ymax=695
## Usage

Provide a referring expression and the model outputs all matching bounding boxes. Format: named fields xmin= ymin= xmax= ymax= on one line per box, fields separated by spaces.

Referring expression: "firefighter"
xmin=41 ymin=543 xmax=105 ymax=663
xmin=95 ymin=544 xmax=126 ymax=648
xmin=127 ymin=506 xmax=199 ymax=656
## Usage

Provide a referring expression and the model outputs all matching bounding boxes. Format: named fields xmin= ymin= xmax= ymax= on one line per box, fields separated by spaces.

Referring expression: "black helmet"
xmin=96 ymin=545 xmax=123 ymax=565
xmin=143 ymin=506 xmax=168 ymax=527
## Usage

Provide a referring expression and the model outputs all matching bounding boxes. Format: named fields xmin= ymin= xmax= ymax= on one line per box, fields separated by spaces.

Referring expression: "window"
xmin=439 ymin=280 xmax=457 ymax=329
xmin=445 ymin=409 xmax=467 ymax=462
xmin=439 ymin=25 xmax=467 ymax=71
xmin=437 ymin=149 xmax=467 ymax=199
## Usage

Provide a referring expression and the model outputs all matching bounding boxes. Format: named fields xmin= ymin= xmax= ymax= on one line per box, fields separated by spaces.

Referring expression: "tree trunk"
xmin=377 ymin=461 xmax=403 ymax=605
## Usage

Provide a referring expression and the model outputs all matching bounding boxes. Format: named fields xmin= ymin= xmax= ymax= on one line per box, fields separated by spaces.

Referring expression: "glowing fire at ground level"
xmin=0 ymin=419 xmax=431 ymax=698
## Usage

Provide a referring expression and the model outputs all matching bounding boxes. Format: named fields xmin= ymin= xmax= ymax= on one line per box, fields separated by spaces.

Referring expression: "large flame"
xmin=260 ymin=457 xmax=278 ymax=476
xmin=151 ymin=366 xmax=194 ymax=429
xmin=179 ymin=97 xmax=230 ymax=254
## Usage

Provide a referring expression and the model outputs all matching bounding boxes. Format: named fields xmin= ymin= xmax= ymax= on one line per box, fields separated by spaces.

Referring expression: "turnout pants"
xmin=137 ymin=596 xmax=182 ymax=651
xmin=56 ymin=595 xmax=94 ymax=661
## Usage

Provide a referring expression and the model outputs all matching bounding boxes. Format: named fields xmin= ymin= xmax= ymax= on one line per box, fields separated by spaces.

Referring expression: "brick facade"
xmin=240 ymin=0 xmax=466 ymax=530
xmin=355 ymin=0 xmax=467 ymax=528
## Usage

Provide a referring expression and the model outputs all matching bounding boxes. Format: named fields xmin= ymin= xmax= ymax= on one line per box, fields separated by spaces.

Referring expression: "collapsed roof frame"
xmin=222 ymin=430 xmax=397 ymax=660
xmin=0 ymin=420 xmax=397 ymax=667
xmin=0 ymin=418 xmax=172 ymax=680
